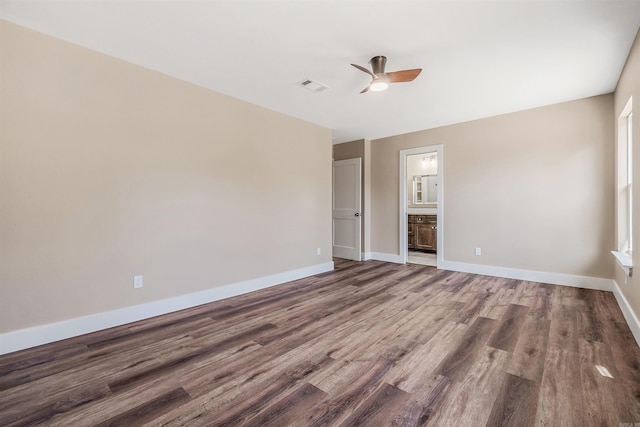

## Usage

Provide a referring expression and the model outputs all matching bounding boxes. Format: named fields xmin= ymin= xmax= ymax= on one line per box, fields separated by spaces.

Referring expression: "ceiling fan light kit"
xmin=351 ymin=55 xmax=422 ymax=93
xmin=369 ymin=79 xmax=389 ymax=92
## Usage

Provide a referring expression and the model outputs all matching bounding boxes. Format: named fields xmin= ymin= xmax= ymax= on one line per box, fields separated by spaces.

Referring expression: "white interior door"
xmin=333 ymin=158 xmax=361 ymax=261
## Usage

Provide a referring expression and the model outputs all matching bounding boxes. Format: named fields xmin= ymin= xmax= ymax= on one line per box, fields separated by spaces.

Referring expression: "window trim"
xmin=628 ymin=110 xmax=633 ymax=256
xmin=613 ymin=97 xmax=633 ymax=277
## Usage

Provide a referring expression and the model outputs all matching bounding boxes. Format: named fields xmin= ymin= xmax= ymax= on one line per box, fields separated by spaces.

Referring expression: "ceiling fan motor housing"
xmin=370 ymin=55 xmax=387 ymax=75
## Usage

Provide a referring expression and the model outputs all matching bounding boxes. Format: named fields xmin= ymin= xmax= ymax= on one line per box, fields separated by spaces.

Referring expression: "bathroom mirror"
xmin=413 ymin=175 xmax=437 ymax=204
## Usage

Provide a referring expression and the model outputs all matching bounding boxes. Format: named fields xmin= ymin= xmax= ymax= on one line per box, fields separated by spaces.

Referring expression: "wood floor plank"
xmin=392 ymin=375 xmax=452 ymax=426
xmin=95 ymin=387 xmax=191 ymax=427
xmin=577 ymin=338 xmax=633 ymax=425
xmin=42 ymin=339 xmax=267 ymax=426
xmin=559 ymin=286 xmax=588 ymax=308
xmin=453 ymin=290 xmax=495 ymax=324
xmin=314 ymin=304 xmax=415 ymax=363
xmin=427 ymin=346 xmax=511 ymax=426
xmin=547 ymin=306 xmax=579 ymax=353
xmin=386 ymin=320 xmax=466 ymax=393
xmin=591 ymin=290 xmax=627 ymax=323
xmin=506 ymin=316 xmax=550 ymax=382
xmin=305 ymin=357 xmax=400 ymax=426
xmin=206 ymin=366 xmax=331 ymax=427
xmin=254 ymin=292 xmax=395 ymax=347
xmin=488 ymin=304 xmax=529 ymax=352
xmin=477 ymin=287 xmax=515 ymax=320
xmin=310 ymin=356 xmax=374 ymax=396
xmin=409 ymin=269 xmax=456 ymax=293
xmin=0 ymin=342 xmax=89 ymax=379
xmin=527 ymin=283 xmax=555 ymax=320
xmin=387 ymin=305 xmax=449 ymax=344
xmin=534 ymin=348 xmax=585 ymax=425
xmin=108 ymin=323 xmax=277 ymax=393
xmin=337 ymin=382 xmax=410 ymax=427
xmin=603 ymin=320 xmax=640 ymax=422
xmin=243 ymin=382 xmax=327 ymax=427
xmin=1 ymin=259 xmax=639 ymax=426
xmin=481 ymin=276 xmax=514 ymax=294
xmin=485 ymin=373 xmax=537 ymax=427
xmin=158 ymin=353 xmax=335 ymax=426
xmin=509 ymin=280 xmax=540 ymax=304
xmin=0 ymin=333 xmax=195 ymax=416
xmin=182 ymin=334 xmax=334 ymax=399
xmin=434 ymin=316 xmax=496 ymax=382
xmin=3 ymin=382 xmax=112 ymax=427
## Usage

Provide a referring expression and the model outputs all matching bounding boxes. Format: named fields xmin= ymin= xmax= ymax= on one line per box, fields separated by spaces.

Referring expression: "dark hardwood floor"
xmin=1 ymin=259 xmax=640 ymax=426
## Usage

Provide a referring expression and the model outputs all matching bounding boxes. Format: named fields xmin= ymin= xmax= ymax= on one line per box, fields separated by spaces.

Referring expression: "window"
xmin=613 ymin=97 xmax=633 ymax=277
xmin=628 ymin=110 xmax=633 ymax=254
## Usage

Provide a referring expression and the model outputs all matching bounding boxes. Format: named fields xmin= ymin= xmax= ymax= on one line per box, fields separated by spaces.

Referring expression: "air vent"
xmin=297 ymin=79 xmax=329 ymax=93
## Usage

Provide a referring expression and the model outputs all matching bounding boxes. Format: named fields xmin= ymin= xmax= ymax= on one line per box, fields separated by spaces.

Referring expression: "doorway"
xmin=399 ymin=145 xmax=443 ymax=267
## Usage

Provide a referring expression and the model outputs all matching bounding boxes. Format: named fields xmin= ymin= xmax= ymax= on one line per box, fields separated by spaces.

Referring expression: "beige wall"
xmin=614 ymin=30 xmax=640 ymax=320
xmin=333 ymin=139 xmax=364 ymax=161
xmin=0 ymin=21 xmax=332 ymax=333
xmin=372 ymin=94 xmax=614 ymax=278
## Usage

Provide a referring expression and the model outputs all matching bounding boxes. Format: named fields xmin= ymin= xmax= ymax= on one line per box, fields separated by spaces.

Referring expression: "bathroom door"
xmin=332 ymin=158 xmax=361 ymax=261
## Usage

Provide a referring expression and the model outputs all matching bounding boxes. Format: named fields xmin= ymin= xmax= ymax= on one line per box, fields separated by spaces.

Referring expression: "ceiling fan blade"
xmin=384 ymin=68 xmax=422 ymax=83
xmin=360 ymin=85 xmax=371 ymax=94
xmin=351 ymin=63 xmax=376 ymax=79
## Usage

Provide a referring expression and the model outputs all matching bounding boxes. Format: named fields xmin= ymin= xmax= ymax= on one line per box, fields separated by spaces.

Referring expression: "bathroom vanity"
xmin=408 ymin=214 xmax=437 ymax=251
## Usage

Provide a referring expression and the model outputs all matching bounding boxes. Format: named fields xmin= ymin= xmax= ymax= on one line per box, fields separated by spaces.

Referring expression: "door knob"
xmin=355 ymin=213 xmax=360 ymax=217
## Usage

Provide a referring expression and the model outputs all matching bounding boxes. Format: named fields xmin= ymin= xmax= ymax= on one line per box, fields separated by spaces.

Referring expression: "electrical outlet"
xmin=475 ymin=248 xmax=481 ymax=256
xmin=317 ymin=247 xmax=321 ymax=256
xmin=134 ymin=275 xmax=143 ymax=289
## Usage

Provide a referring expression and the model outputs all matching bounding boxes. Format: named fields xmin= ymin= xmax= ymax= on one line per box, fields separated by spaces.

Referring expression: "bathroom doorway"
xmin=399 ymin=145 xmax=443 ymax=268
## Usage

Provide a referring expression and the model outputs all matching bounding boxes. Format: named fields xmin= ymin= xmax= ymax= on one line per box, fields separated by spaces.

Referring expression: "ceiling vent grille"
xmin=297 ymin=79 xmax=329 ymax=93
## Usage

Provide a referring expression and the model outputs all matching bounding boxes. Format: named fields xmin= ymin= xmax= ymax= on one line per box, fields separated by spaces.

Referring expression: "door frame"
xmin=399 ymin=145 xmax=443 ymax=267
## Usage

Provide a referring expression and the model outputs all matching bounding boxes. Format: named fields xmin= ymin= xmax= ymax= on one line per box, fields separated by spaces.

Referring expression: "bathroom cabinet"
xmin=408 ymin=214 xmax=437 ymax=251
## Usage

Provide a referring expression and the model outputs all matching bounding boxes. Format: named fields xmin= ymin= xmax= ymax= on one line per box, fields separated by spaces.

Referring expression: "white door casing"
xmin=333 ymin=158 xmax=362 ymax=261
xmin=400 ymin=145 xmax=444 ymax=267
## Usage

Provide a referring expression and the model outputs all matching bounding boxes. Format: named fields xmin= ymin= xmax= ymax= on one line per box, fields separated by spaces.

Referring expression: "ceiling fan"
xmin=351 ymin=55 xmax=422 ymax=93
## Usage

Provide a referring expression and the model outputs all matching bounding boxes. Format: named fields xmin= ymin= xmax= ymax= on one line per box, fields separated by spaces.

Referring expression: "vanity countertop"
xmin=408 ymin=207 xmax=437 ymax=215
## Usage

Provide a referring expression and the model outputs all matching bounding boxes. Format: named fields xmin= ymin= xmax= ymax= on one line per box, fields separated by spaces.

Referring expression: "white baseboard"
xmin=370 ymin=252 xmax=403 ymax=263
xmin=362 ymin=252 xmax=372 ymax=261
xmin=439 ymin=260 xmax=614 ymax=291
xmin=611 ymin=280 xmax=640 ymax=348
xmin=370 ymin=252 xmax=611 ymax=291
xmin=0 ymin=261 xmax=334 ymax=355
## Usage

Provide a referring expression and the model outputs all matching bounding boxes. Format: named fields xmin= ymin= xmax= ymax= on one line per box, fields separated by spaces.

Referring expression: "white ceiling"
xmin=2 ymin=1 xmax=640 ymax=144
